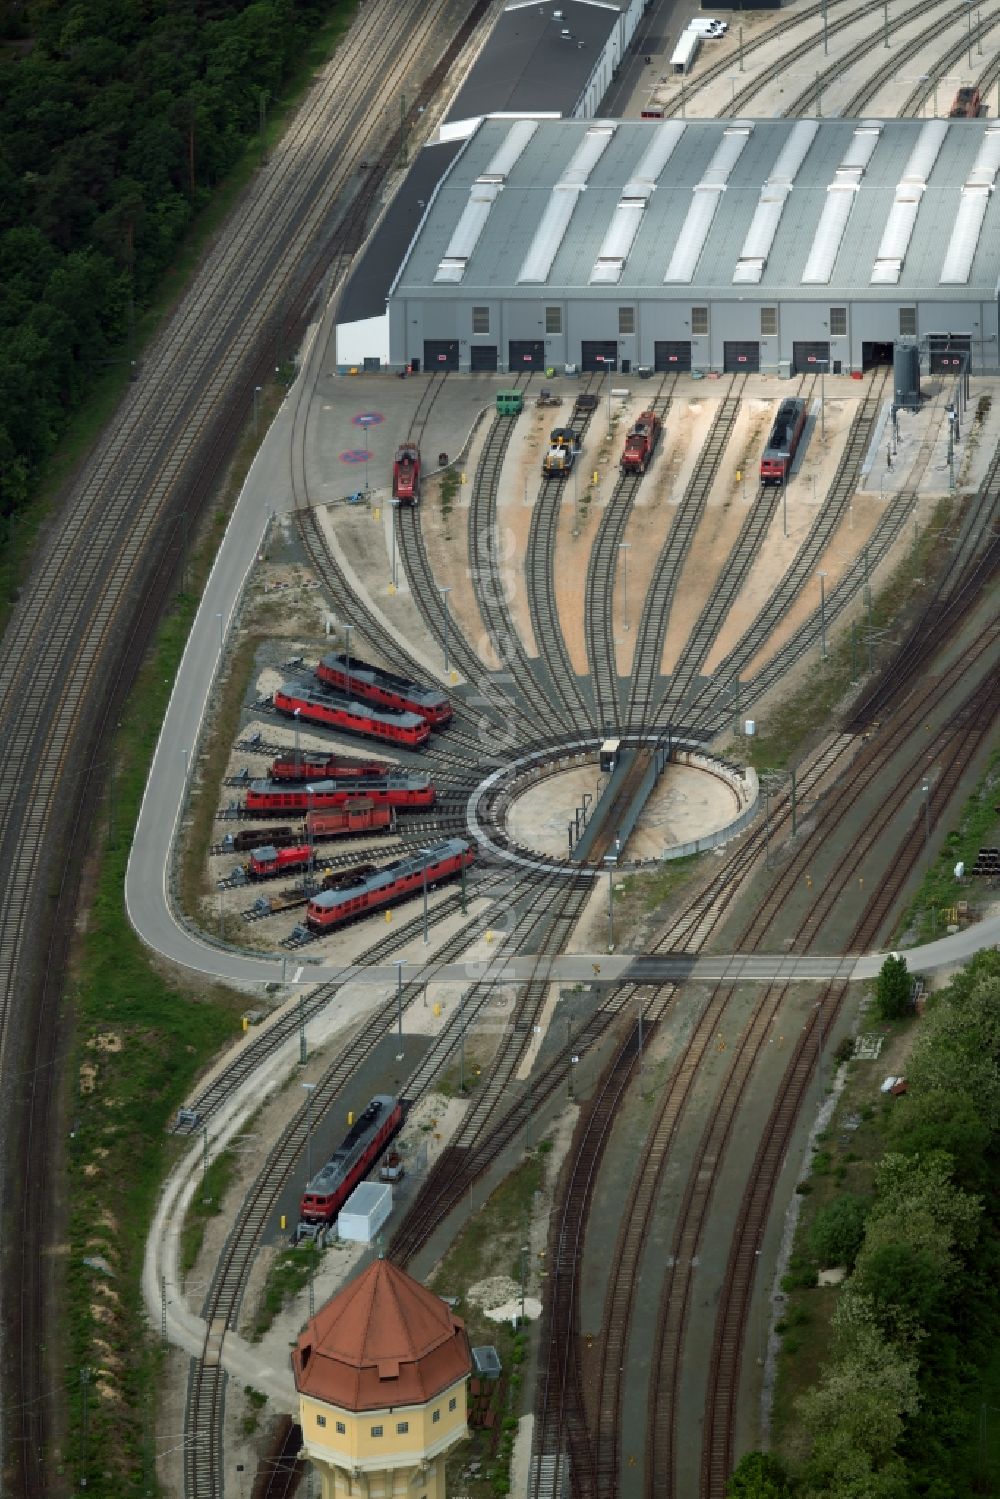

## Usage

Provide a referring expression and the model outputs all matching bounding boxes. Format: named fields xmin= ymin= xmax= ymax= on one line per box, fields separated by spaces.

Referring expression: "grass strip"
xmin=728 ymin=496 xmax=954 ymax=771
xmin=896 ymin=742 xmax=1000 ymax=944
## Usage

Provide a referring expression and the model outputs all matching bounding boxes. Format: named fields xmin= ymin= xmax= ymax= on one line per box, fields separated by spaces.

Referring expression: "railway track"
xmin=2 ymin=0 xmax=514 ymax=1485
xmin=584 ymin=378 xmax=677 ymax=736
xmin=623 ymin=375 xmax=746 ymax=734
xmin=466 ymin=375 xmax=582 ymax=731
xmin=525 ymin=382 xmax=603 ymax=734
xmin=665 ymin=371 xmax=892 ymax=737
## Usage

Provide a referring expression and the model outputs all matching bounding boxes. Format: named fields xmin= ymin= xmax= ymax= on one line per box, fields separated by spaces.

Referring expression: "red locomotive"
xmin=300 ymin=1095 xmax=404 ymax=1225
xmin=270 ymin=753 xmax=391 ymax=782
xmin=274 ymin=684 xmax=430 ymax=749
xmin=620 ymin=410 xmax=661 ymax=474
xmin=306 ymin=838 xmax=474 ymax=931
xmin=392 ymin=444 xmax=420 ymax=503
xmin=316 ymin=653 xmax=451 ymax=727
xmin=244 ymin=775 xmax=434 ymax=815
xmin=760 ymin=398 xmax=807 ymax=485
xmin=230 ymin=801 xmax=393 ymax=852
xmin=246 ymin=844 xmax=316 ymax=879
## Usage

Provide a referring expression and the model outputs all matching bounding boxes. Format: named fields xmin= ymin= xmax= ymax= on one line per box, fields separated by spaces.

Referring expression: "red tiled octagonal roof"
xmin=292 ymin=1259 xmax=471 ymax=1412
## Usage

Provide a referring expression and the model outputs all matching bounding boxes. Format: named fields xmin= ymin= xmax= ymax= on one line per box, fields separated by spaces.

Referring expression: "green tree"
xmin=728 ymin=1451 xmax=791 ymax=1499
xmin=874 ymin=954 xmax=911 ymax=1020
xmin=808 ymin=1195 xmax=869 ymax=1270
xmin=726 ymin=1452 xmax=792 ymax=1497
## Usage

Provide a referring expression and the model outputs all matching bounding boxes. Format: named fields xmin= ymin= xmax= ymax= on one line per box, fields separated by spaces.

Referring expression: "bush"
xmin=726 ymin=1453 xmax=792 ymax=1497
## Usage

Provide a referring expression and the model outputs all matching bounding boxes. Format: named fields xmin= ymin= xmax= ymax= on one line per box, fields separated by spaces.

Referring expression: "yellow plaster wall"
xmin=299 ymin=1377 xmax=468 ymax=1472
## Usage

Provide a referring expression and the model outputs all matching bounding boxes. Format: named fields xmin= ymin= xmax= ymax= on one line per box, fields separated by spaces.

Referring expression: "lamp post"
xmin=440 ymin=586 xmax=452 ymax=673
xmin=618 ymin=542 xmax=631 ymax=632
xmin=421 ymin=856 xmax=429 ymax=945
xmin=820 ymin=0 xmax=828 ymax=52
xmin=395 ymin=960 xmax=405 ymax=1055
xmin=253 ymin=384 xmax=262 ymax=437
xmin=604 ymin=854 xmax=616 ymax=952
xmin=816 ymin=357 xmax=828 ymax=439
xmin=883 ymin=0 xmax=889 ymax=47
xmin=636 ymin=996 xmax=645 ymax=1096
xmin=215 ymin=610 xmax=224 ymax=655
xmin=921 ymin=779 xmax=931 ymax=846
xmin=293 ymin=706 xmax=301 ymax=766
xmin=966 ymin=0 xmax=973 ymax=65
xmin=818 ymin=571 xmax=827 ymax=660
xmin=301 ymin=1082 xmax=316 ymax=1186
xmin=728 ymin=72 xmax=739 ymax=108
xmin=342 ymin=621 xmax=354 ymax=688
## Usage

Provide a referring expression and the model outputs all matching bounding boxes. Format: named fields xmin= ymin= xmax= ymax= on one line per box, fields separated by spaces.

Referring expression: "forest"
xmin=729 ymin=950 xmax=1000 ymax=1498
xmin=0 ymin=0 xmax=344 ymax=530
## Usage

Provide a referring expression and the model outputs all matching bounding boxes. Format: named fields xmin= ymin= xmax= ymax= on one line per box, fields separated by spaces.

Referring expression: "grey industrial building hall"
xmin=342 ymin=115 xmax=1000 ymax=378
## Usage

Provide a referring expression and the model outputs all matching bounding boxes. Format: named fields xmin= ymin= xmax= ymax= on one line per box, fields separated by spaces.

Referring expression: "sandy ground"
xmin=618 ymin=393 xmax=719 ymax=677
xmin=660 ymin=397 xmax=773 ymax=675
xmin=507 ymin=761 xmax=741 ymax=860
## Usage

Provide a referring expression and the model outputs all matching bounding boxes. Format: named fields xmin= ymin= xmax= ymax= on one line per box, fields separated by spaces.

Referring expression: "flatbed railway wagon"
xmin=760 ymin=398 xmax=807 ymax=485
xmin=305 ymin=838 xmax=474 ymax=931
xmin=315 ymin=652 xmax=451 ymax=727
xmin=300 ymin=1095 xmax=404 ymax=1225
xmin=392 ymin=444 xmax=421 ymax=503
xmin=270 ymin=753 xmax=391 ymax=782
xmin=273 ymin=684 xmax=430 ymax=749
xmin=244 ymin=775 xmax=434 ymax=816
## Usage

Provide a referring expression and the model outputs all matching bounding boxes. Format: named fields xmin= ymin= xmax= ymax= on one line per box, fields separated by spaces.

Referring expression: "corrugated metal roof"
xmin=392 ymin=118 xmax=1000 ymax=298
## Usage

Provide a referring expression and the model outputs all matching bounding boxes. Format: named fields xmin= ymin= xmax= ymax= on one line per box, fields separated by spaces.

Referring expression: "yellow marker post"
xmin=386 ymin=909 xmax=392 ymax=923
xmin=736 ymin=469 xmax=742 ymax=482
xmin=592 ymin=470 xmax=599 ymax=484
xmin=432 ymin=1002 xmax=442 ymax=1017
xmin=461 ymin=472 xmax=467 ymax=484
xmin=387 ymin=583 xmax=397 ymax=595
xmin=280 ymin=1215 xmax=286 ymax=1231
xmin=373 ymin=507 xmax=380 ymax=521
xmin=242 ymin=1015 xmax=249 ymax=1033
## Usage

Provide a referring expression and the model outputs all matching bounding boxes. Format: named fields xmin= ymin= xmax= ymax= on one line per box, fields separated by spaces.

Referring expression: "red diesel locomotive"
xmin=270 ymin=753 xmax=391 ymax=782
xmin=760 ymin=398 xmax=807 ymax=485
xmin=246 ymin=844 xmax=316 ymax=879
xmin=274 ymin=684 xmax=430 ymax=749
xmin=315 ymin=653 xmax=451 ymax=727
xmin=244 ymin=775 xmax=434 ymax=815
xmin=230 ymin=801 xmax=394 ymax=852
xmin=392 ymin=444 xmax=420 ymax=503
xmin=300 ymin=1095 xmax=404 ymax=1225
xmin=306 ymin=838 xmax=474 ymax=931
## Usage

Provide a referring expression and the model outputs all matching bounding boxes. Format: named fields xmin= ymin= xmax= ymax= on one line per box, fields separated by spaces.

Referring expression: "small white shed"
xmin=337 ymin=1181 xmax=392 ymax=1244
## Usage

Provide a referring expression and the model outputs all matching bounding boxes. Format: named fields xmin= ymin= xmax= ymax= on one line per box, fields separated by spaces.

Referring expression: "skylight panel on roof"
xmin=589 ymin=199 xmax=645 ymax=285
xmin=517 ymin=124 xmax=616 ymax=285
xmin=801 ymin=185 xmax=857 ymax=283
xmin=939 ymin=128 xmax=1000 ymax=283
xmin=434 ymin=186 xmax=500 ymax=283
xmin=518 ymin=188 xmax=581 ymax=284
xmin=623 ymin=120 xmax=686 ymax=196
xmin=800 ymin=125 xmax=881 ymax=284
xmin=940 ymin=186 xmax=992 ymax=283
xmin=900 ymin=119 xmax=949 ymax=183
xmin=484 ymin=118 xmax=539 ymax=179
xmin=967 ymin=126 xmax=1000 ymax=187
xmin=766 ymin=120 xmax=820 ymax=187
xmin=664 ymin=125 xmax=752 ymax=284
xmin=732 ymin=123 xmax=817 ymax=285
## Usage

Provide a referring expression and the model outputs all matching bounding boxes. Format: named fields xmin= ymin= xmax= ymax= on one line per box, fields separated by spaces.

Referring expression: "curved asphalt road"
xmin=124 ymin=346 xmax=1000 ymax=992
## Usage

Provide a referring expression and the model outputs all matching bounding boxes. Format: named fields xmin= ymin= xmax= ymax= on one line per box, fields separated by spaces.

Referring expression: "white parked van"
xmin=689 ymin=17 xmax=727 ymax=36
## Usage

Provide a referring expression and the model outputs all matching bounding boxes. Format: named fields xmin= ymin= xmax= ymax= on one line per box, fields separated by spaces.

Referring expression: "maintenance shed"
xmin=334 ymin=0 xmax=644 ymax=368
xmin=374 ymin=115 xmax=1000 ymax=376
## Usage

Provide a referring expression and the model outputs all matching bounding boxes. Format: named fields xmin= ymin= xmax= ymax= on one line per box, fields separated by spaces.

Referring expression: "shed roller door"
xmin=423 ymin=340 xmax=459 ymax=371
xmin=654 ymin=340 xmax=692 ymax=372
xmin=927 ymin=333 xmax=971 ymax=372
xmin=723 ymin=341 xmax=760 ymax=373
xmin=470 ymin=345 xmax=498 ymax=372
xmin=581 ymin=340 xmax=619 ymax=372
xmin=508 ymin=340 xmax=544 ymax=370
xmin=792 ymin=341 xmax=830 ymax=374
